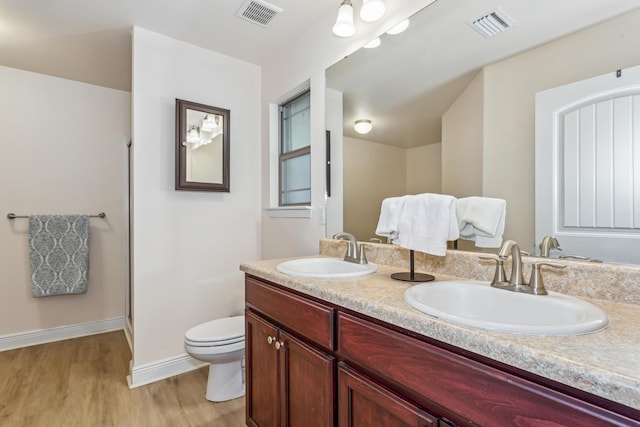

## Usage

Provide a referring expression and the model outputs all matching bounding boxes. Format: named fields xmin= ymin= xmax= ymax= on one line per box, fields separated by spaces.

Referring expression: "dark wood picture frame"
xmin=175 ymin=99 xmax=230 ymax=192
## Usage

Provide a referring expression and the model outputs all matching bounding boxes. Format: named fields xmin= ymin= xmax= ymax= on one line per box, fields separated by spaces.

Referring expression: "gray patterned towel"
xmin=28 ymin=215 xmax=90 ymax=297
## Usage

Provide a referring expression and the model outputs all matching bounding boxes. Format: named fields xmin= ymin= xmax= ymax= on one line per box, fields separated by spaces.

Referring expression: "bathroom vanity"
xmin=241 ymin=243 xmax=640 ymax=426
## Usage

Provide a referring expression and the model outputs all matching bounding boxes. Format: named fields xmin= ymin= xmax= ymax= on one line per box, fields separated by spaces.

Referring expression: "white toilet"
xmin=184 ymin=315 xmax=246 ymax=402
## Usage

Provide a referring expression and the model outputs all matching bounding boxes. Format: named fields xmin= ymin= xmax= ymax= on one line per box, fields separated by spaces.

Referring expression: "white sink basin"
xmin=404 ymin=280 xmax=609 ymax=336
xmin=277 ymin=257 xmax=378 ymax=279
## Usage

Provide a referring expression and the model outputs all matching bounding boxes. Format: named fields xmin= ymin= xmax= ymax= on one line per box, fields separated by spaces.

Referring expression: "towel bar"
xmin=7 ymin=212 xmax=106 ymax=219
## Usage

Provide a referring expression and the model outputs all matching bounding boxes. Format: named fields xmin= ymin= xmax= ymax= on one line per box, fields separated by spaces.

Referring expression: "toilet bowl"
xmin=184 ymin=315 xmax=245 ymax=402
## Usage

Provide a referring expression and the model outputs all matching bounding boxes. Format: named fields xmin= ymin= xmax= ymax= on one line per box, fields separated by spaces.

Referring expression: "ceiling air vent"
xmin=236 ymin=0 xmax=283 ymax=27
xmin=469 ymin=8 xmax=514 ymax=38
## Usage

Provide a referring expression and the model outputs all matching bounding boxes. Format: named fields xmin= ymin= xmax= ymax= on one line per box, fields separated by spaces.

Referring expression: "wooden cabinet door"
xmin=279 ymin=331 xmax=335 ymax=427
xmin=338 ymin=363 xmax=437 ymax=427
xmin=246 ymin=311 xmax=280 ymax=427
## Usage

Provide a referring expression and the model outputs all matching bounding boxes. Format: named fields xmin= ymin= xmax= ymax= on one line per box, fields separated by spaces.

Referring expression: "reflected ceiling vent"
xmin=236 ymin=0 xmax=283 ymax=27
xmin=469 ymin=8 xmax=514 ymax=38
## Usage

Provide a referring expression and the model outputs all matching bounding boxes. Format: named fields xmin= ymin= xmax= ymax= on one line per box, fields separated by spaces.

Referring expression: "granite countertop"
xmin=240 ymin=256 xmax=640 ymax=410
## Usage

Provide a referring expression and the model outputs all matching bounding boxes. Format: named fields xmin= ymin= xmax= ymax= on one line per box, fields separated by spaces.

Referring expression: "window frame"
xmin=279 ymin=90 xmax=311 ymax=207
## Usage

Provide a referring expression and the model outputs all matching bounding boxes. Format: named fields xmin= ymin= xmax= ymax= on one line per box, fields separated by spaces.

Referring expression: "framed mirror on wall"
xmin=175 ymin=99 xmax=230 ymax=192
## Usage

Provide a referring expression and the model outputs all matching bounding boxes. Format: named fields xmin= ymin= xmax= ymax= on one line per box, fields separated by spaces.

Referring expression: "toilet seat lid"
xmin=185 ymin=315 xmax=245 ymax=343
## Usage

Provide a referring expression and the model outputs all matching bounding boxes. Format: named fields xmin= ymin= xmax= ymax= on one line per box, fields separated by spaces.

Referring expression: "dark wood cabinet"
xmin=246 ymin=278 xmax=336 ymax=427
xmin=338 ymin=363 xmax=437 ymax=427
xmin=246 ymin=311 xmax=280 ymax=427
xmin=337 ymin=311 xmax=640 ymax=426
xmin=245 ymin=274 xmax=640 ymax=427
xmin=279 ymin=330 xmax=335 ymax=427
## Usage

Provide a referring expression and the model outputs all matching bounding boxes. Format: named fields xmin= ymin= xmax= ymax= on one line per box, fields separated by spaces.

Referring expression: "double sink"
xmin=276 ymin=257 xmax=609 ymax=336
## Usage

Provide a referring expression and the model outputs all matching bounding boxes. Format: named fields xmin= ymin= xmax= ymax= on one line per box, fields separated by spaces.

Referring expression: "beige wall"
xmin=406 ymin=143 xmax=442 ymax=195
xmin=343 ymin=138 xmax=443 ymax=242
xmin=344 ymin=137 xmax=406 ymax=241
xmin=0 ymin=65 xmax=130 ymax=336
xmin=442 ymin=69 xmax=484 ymax=198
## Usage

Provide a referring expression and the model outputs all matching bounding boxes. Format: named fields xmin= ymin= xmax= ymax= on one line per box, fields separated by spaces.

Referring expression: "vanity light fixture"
xmin=360 ymin=0 xmax=386 ymax=22
xmin=201 ymin=114 xmax=218 ymax=131
xmin=332 ymin=0 xmax=356 ymax=37
xmin=354 ymin=119 xmax=373 ymax=134
xmin=364 ymin=37 xmax=381 ymax=48
xmin=186 ymin=125 xmax=200 ymax=144
xmin=386 ymin=19 xmax=410 ymax=35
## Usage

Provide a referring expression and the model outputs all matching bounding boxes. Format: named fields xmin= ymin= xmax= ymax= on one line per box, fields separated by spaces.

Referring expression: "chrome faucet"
xmin=540 ymin=236 xmax=561 ymax=257
xmin=480 ymin=239 xmax=566 ymax=295
xmin=333 ymin=232 xmax=370 ymax=264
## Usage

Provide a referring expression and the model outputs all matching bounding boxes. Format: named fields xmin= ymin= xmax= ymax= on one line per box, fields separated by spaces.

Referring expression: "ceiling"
xmin=326 ymin=0 xmax=640 ymax=148
xmin=0 ymin=0 xmax=339 ymax=91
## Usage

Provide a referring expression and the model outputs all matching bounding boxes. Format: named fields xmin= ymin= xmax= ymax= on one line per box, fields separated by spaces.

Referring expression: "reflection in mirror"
xmin=176 ymin=99 xmax=230 ymax=192
xmin=326 ymin=0 xmax=640 ymax=263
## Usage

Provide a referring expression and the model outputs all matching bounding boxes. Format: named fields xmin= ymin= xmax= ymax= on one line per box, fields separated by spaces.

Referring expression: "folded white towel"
xmin=375 ymin=196 xmax=410 ymax=242
xmin=395 ymin=193 xmax=459 ymax=256
xmin=456 ymin=197 xmax=506 ymax=248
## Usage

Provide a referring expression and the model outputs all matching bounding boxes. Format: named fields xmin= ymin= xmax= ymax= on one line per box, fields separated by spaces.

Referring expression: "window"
xmin=279 ymin=90 xmax=311 ymax=206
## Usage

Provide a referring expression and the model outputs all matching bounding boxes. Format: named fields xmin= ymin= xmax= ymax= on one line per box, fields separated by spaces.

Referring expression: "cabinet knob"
xmin=274 ymin=341 xmax=284 ymax=350
xmin=267 ymin=336 xmax=274 ymax=345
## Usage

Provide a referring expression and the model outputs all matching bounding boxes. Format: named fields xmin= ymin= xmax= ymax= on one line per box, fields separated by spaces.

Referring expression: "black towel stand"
xmin=390 ymin=249 xmax=434 ymax=283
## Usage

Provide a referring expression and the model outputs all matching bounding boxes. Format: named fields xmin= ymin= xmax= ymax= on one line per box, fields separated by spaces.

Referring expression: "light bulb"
xmin=201 ymin=114 xmax=218 ymax=131
xmin=354 ymin=119 xmax=372 ymax=134
xmin=364 ymin=37 xmax=381 ymax=49
xmin=332 ymin=1 xmax=355 ymax=37
xmin=186 ymin=126 xmax=200 ymax=143
xmin=360 ymin=0 xmax=385 ymax=22
xmin=387 ymin=19 xmax=410 ymax=35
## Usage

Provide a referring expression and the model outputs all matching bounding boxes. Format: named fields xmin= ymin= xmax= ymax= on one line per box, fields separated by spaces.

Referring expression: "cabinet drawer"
xmin=338 ymin=312 xmax=635 ymax=427
xmin=246 ymin=276 xmax=334 ymax=351
xmin=339 ymin=363 xmax=437 ymax=427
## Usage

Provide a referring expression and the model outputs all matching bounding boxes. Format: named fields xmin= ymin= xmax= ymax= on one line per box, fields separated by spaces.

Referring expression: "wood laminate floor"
xmin=0 ymin=331 xmax=246 ymax=427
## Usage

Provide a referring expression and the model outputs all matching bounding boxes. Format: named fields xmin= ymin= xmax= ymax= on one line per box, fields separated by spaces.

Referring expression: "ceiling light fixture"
xmin=364 ymin=37 xmax=381 ymax=48
xmin=332 ymin=0 xmax=356 ymax=38
xmin=386 ymin=19 xmax=410 ymax=35
xmin=354 ymin=119 xmax=373 ymax=134
xmin=360 ymin=0 xmax=386 ymax=22
xmin=333 ymin=0 xmax=387 ymax=37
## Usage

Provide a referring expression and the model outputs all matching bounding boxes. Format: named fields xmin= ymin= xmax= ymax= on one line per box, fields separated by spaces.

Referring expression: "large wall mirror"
xmin=176 ymin=99 xmax=230 ymax=192
xmin=326 ymin=0 xmax=640 ymax=264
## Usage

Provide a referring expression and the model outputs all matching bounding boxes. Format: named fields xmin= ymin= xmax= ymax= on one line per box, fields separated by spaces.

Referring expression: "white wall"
xmin=260 ymin=1 xmax=436 ymax=259
xmin=0 ymin=66 xmax=129 ymax=337
xmin=131 ymin=28 xmax=260 ymax=370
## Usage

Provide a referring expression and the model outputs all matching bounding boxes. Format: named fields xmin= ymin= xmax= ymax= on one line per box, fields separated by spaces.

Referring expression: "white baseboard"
xmin=0 ymin=317 xmax=125 ymax=352
xmin=127 ymin=353 xmax=205 ymax=389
